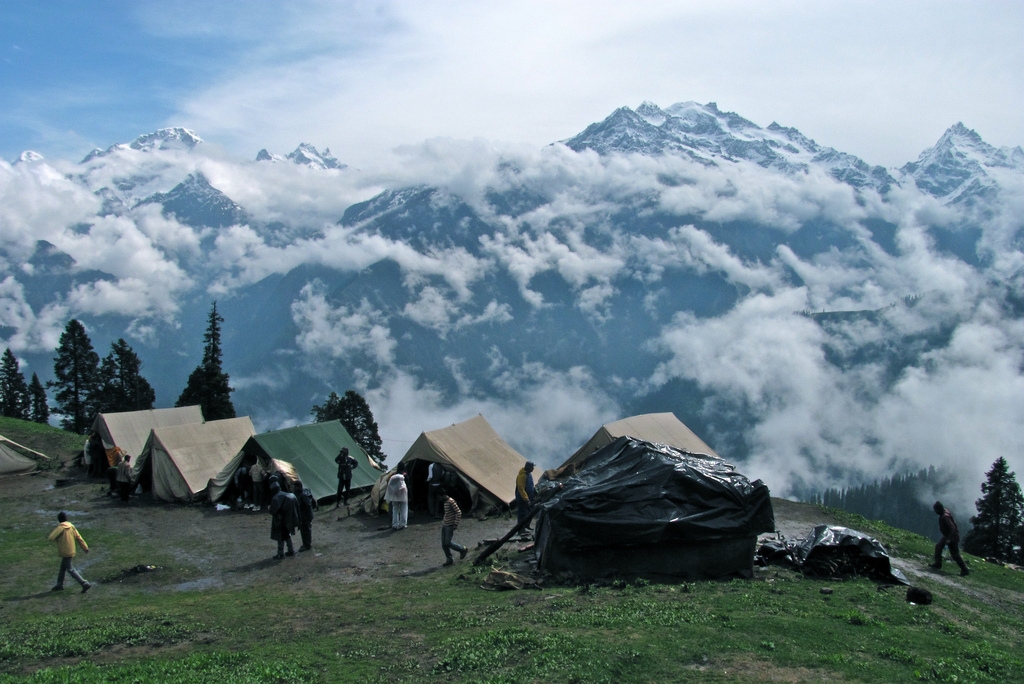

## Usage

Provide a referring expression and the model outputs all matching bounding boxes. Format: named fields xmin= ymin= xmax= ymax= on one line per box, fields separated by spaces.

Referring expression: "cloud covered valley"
xmin=3 ymin=102 xmax=1023 ymax=513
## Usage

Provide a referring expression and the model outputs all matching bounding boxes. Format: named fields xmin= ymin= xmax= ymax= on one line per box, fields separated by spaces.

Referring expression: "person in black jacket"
xmin=334 ymin=447 xmax=358 ymax=508
xmin=929 ymin=501 xmax=969 ymax=576
xmin=294 ymin=480 xmax=316 ymax=551
xmin=269 ymin=482 xmax=299 ymax=559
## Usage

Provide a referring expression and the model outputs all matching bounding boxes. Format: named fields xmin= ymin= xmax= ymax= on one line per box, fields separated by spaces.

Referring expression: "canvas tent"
xmin=132 ymin=416 xmax=255 ymax=502
xmin=91 ymin=406 xmax=205 ymax=461
xmin=208 ymin=420 xmax=383 ymax=504
xmin=535 ymin=436 xmax=775 ymax=580
xmin=0 ymin=434 xmax=45 ymax=477
xmin=546 ymin=412 xmax=719 ymax=480
xmin=367 ymin=414 xmax=526 ymax=516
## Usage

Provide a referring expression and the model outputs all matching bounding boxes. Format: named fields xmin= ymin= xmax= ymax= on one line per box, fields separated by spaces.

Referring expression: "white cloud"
xmin=291 ymin=281 xmax=397 ymax=369
xmin=367 ymin=364 xmax=619 ymax=469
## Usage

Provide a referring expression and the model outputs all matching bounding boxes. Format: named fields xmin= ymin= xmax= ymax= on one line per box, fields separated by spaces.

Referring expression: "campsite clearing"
xmin=2 ymin=419 xmax=1024 ymax=683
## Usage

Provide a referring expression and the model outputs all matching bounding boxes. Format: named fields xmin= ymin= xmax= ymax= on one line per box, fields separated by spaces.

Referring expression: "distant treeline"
xmin=805 ymin=466 xmax=953 ymax=541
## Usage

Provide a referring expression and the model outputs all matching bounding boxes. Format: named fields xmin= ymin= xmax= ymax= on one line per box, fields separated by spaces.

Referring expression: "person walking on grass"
xmin=269 ymin=482 xmax=299 ymax=559
xmin=48 ymin=511 xmax=91 ymax=593
xmin=441 ymin=491 xmax=468 ymax=566
xmin=930 ymin=501 xmax=970 ymax=576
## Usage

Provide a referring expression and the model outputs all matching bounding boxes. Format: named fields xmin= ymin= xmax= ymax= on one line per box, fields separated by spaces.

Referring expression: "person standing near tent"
xmin=105 ymin=448 xmax=124 ymax=496
xmin=440 ymin=490 xmax=468 ymax=566
xmin=116 ymin=454 xmax=133 ymax=503
xmin=294 ymin=479 xmax=316 ymax=551
xmin=233 ymin=464 xmax=251 ymax=508
xmin=250 ymin=459 xmax=265 ymax=510
xmin=48 ymin=511 xmax=91 ymax=593
xmin=930 ymin=501 xmax=970 ymax=576
xmin=385 ymin=465 xmax=409 ymax=530
xmin=269 ymin=482 xmax=299 ymax=559
xmin=334 ymin=447 xmax=358 ymax=508
xmin=87 ymin=433 xmax=105 ymax=478
xmin=427 ymin=462 xmax=444 ymax=518
xmin=515 ymin=461 xmax=536 ymax=525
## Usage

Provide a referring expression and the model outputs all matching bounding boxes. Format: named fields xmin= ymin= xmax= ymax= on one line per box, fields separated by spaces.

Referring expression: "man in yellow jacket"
xmin=48 ymin=511 xmax=92 ymax=593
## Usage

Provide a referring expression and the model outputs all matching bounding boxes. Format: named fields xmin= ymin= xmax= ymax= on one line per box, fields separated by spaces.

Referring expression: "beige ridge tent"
xmin=133 ymin=416 xmax=255 ymax=502
xmin=367 ymin=414 xmax=526 ymax=516
xmin=0 ymin=434 xmax=46 ymax=477
xmin=547 ymin=412 xmax=719 ymax=480
xmin=91 ymin=406 xmax=205 ymax=461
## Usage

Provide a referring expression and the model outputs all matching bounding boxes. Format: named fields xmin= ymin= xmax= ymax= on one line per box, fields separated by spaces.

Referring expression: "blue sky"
xmin=3 ymin=1 xmax=1023 ymax=168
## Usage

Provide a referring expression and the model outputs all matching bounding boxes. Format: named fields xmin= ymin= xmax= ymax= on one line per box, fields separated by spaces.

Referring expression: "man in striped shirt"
xmin=441 ymin=492 xmax=468 ymax=566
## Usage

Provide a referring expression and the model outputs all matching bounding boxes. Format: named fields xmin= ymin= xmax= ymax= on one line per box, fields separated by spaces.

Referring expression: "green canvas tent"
xmin=91 ymin=406 xmax=205 ymax=460
xmin=367 ymin=414 xmax=526 ymax=516
xmin=546 ymin=412 xmax=720 ymax=480
xmin=208 ymin=420 xmax=382 ymax=504
xmin=0 ymin=434 xmax=45 ymax=477
xmin=133 ymin=416 xmax=255 ymax=502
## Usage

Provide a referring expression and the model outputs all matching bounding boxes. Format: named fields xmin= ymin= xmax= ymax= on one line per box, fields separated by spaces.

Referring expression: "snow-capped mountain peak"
xmin=285 ymin=143 xmax=346 ymax=170
xmin=13 ymin=150 xmax=45 ymax=165
xmin=900 ymin=122 xmax=1024 ymax=204
xmin=255 ymin=148 xmax=286 ymax=163
xmin=81 ymin=127 xmax=203 ymax=163
xmin=562 ymin=101 xmax=894 ymax=193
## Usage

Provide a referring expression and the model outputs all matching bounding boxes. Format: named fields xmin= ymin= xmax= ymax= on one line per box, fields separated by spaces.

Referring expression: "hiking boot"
xmin=443 ymin=558 xmax=454 ymax=566
xmin=82 ymin=583 xmax=91 ymax=594
xmin=285 ymin=550 xmax=295 ymax=557
xmin=299 ymin=545 xmax=311 ymax=552
xmin=928 ymin=563 xmax=941 ymax=569
xmin=960 ymin=568 xmax=970 ymax=577
xmin=51 ymin=586 xmax=63 ymax=591
xmin=273 ymin=554 xmax=284 ymax=560
xmin=460 ymin=547 xmax=468 ymax=560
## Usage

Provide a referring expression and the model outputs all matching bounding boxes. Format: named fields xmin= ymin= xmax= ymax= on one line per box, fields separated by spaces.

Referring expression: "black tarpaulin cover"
xmin=757 ymin=525 xmax=909 ymax=584
xmin=537 ymin=436 xmax=775 ymax=552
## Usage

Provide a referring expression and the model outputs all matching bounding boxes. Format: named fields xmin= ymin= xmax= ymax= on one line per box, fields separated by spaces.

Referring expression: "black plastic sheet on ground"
xmin=537 ymin=436 xmax=775 ymax=551
xmin=757 ymin=525 xmax=908 ymax=584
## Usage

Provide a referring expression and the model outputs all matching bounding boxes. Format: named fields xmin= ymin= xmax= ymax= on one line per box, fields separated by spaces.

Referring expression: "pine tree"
xmin=29 ymin=373 xmax=49 ymax=424
xmin=48 ymin=320 xmax=102 ymax=433
xmin=311 ymin=389 xmax=386 ymax=463
xmin=0 ymin=348 xmax=31 ymax=420
xmin=176 ymin=302 xmax=235 ymax=420
xmin=963 ymin=457 xmax=1024 ymax=562
xmin=99 ymin=338 xmax=155 ymax=413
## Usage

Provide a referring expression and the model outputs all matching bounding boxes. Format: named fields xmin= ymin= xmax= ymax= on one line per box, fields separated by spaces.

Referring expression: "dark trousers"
xmin=441 ymin=524 xmax=466 ymax=561
xmin=934 ymin=539 xmax=969 ymax=573
xmin=57 ymin=556 xmax=88 ymax=588
xmin=106 ymin=467 xmax=118 ymax=492
xmin=276 ymin=534 xmax=294 ymax=556
xmin=428 ymin=484 xmax=442 ymax=517
xmin=336 ymin=476 xmax=352 ymax=504
xmin=119 ymin=480 xmax=131 ymax=502
xmin=299 ymin=522 xmax=312 ymax=549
